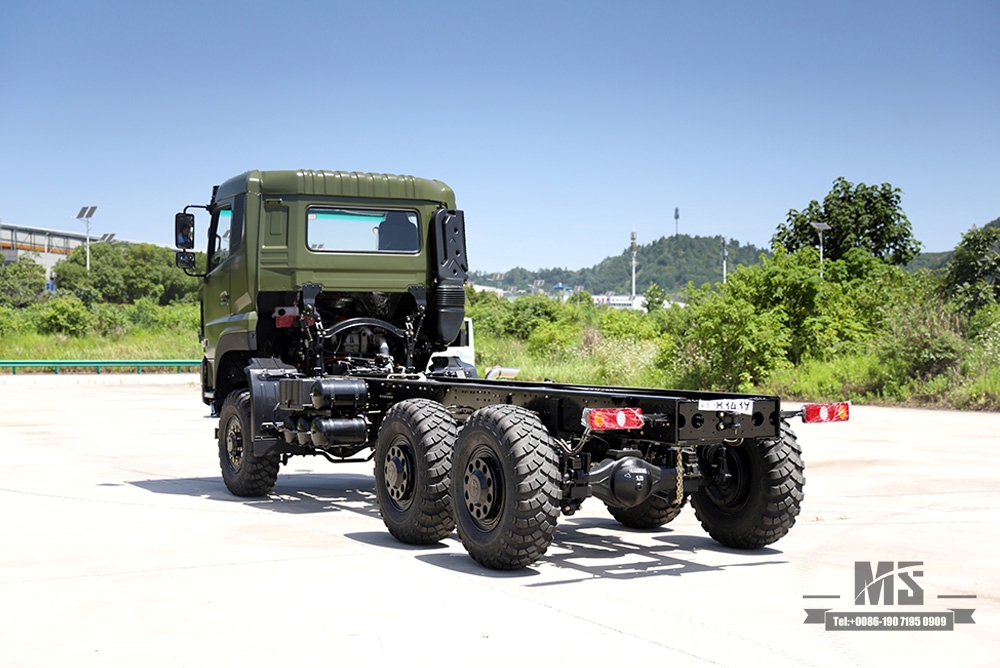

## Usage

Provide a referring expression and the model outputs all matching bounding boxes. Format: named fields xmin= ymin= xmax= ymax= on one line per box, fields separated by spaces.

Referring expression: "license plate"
xmin=697 ymin=398 xmax=754 ymax=415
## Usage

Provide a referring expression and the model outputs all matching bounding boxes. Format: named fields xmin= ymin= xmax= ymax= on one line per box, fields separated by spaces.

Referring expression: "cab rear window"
xmin=306 ymin=208 xmax=420 ymax=253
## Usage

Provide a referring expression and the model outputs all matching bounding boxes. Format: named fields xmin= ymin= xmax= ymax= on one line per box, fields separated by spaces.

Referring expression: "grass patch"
xmin=475 ymin=333 xmax=670 ymax=388
xmin=0 ymin=330 xmax=201 ymax=373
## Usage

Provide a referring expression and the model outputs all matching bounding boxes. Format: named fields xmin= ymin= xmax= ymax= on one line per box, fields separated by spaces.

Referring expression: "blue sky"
xmin=1 ymin=1 xmax=997 ymax=272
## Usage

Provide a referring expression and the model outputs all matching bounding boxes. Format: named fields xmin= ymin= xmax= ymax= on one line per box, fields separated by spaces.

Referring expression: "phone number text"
xmin=825 ymin=612 xmax=953 ymax=631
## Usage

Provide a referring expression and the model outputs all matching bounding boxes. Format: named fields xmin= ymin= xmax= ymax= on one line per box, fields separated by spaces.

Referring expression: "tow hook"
xmin=715 ymin=411 xmax=741 ymax=435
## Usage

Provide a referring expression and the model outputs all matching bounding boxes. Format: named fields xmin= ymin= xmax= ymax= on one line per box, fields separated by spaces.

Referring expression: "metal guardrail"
xmin=0 ymin=360 xmax=200 ymax=374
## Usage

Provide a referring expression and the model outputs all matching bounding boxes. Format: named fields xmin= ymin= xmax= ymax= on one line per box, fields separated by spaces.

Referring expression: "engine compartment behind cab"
xmin=255 ymin=289 xmax=443 ymax=375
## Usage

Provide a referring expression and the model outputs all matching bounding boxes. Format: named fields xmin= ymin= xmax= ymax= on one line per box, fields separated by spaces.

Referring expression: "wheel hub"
xmin=385 ymin=456 xmax=402 ymax=486
xmin=466 ymin=469 xmax=488 ymax=504
xmin=464 ymin=449 xmax=502 ymax=529
xmin=707 ymin=446 xmax=750 ymax=512
xmin=225 ymin=420 xmax=243 ymax=467
xmin=383 ymin=441 xmax=413 ymax=509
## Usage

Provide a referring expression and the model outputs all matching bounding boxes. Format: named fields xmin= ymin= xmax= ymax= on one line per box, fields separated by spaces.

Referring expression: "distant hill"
xmin=905 ymin=217 xmax=999 ymax=273
xmin=473 ymin=217 xmax=1000 ymax=294
xmin=906 ymin=251 xmax=952 ymax=272
xmin=470 ymin=234 xmax=769 ymax=295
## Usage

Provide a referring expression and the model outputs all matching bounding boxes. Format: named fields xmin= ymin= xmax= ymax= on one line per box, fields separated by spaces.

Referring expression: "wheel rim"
xmin=463 ymin=444 xmax=504 ymax=531
xmin=705 ymin=446 xmax=751 ymax=513
xmin=383 ymin=436 xmax=415 ymax=511
xmin=225 ymin=416 xmax=244 ymax=469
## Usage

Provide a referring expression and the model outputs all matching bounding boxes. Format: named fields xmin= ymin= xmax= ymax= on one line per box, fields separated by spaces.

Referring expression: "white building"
xmin=592 ymin=294 xmax=645 ymax=310
xmin=0 ymin=224 xmax=96 ymax=287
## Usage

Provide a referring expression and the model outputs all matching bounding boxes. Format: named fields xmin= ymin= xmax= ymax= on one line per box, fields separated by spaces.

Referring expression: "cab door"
xmin=202 ymin=195 xmax=246 ymax=387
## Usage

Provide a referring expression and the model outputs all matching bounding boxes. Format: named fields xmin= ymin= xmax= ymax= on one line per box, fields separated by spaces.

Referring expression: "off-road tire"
xmin=452 ymin=405 xmax=561 ymax=570
xmin=607 ymin=494 xmax=686 ymax=530
xmin=691 ymin=421 xmax=804 ymax=549
xmin=219 ymin=389 xmax=280 ymax=497
xmin=374 ymin=399 xmax=459 ymax=544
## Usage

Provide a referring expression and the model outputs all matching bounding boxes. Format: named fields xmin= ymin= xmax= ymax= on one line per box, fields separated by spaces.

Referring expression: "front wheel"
xmin=374 ymin=399 xmax=459 ymax=544
xmin=218 ymin=389 xmax=280 ymax=497
xmin=452 ymin=405 xmax=561 ymax=570
xmin=691 ymin=422 xmax=804 ymax=549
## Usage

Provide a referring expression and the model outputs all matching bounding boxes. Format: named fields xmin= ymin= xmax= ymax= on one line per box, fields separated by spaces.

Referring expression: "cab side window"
xmin=210 ymin=195 xmax=245 ymax=270
xmin=214 ymin=209 xmax=233 ymax=266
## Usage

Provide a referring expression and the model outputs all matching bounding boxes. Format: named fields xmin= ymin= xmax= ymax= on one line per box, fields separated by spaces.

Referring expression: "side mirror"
xmin=175 ymin=212 xmax=195 ymax=249
xmin=175 ymin=251 xmax=196 ymax=271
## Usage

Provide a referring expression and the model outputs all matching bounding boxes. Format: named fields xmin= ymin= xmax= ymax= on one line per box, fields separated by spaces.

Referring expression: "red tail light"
xmin=582 ymin=407 xmax=644 ymax=431
xmin=802 ymin=402 xmax=850 ymax=423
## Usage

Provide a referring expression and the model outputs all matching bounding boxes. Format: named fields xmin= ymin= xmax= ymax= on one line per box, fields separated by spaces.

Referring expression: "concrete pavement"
xmin=1 ymin=374 xmax=998 ymax=667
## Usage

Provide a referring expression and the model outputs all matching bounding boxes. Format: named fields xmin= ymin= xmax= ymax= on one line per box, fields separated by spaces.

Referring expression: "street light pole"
xmin=722 ymin=236 xmax=728 ymax=284
xmin=810 ymin=222 xmax=831 ymax=279
xmin=630 ymin=231 xmax=637 ymax=299
xmin=76 ymin=206 xmax=98 ymax=271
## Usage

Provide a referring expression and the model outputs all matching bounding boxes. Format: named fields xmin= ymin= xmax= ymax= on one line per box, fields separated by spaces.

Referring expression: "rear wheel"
xmin=607 ymin=494 xmax=685 ymax=530
xmin=452 ymin=405 xmax=561 ymax=570
xmin=691 ymin=422 xmax=804 ymax=549
xmin=374 ymin=399 xmax=459 ymax=544
xmin=219 ymin=389 xmax=280 ymax=497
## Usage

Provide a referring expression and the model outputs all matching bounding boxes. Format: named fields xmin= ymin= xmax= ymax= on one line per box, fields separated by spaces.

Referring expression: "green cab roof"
xmin=216 ymin=170 xmax=455 ymax=206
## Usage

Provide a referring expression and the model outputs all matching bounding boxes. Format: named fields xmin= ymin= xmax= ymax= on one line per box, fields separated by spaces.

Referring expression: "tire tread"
xmin=454 ymin=405 xmax=561 ymax=570
xmin=219 ymin=390 xmax=280 ymax=497
xmin=376 ymin=399 xmax=459 ymax=544
xmin=691 ymin=420 xmax=804 ymax=549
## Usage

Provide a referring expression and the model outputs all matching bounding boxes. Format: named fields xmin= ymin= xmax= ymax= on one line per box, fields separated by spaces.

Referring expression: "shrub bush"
xmin=466 ymin=292 xmax=513 ymax=337
xmin=598 ymin=308 xmax=658 ymax=341
xmin=124 ymin=297 xmax=168 ymax=331
xmin=34 ymin=296 xmax=96 ymax=337
xmin=504 ymin=294 xmax=560 ymax=339
xmin=0 ymin=305 xmax=18 ymax=337
xmin=675 ymin=291 xmax=791 ymax=391
xmin=526 ymin=320 xmax=581 ymax=360
xmin=875 ymin=295 xmax=964 ymax=388
xmin=93 ymin=303 xmax=129 ymax=338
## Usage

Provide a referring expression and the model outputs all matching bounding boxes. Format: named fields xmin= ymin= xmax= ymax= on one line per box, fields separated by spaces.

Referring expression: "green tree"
xmin=564 ymin=290 xmax=594 ymax=308
xmin=54 ymin=242 xmax=202 ymax=304
xmin=773 ymin=177 xmax=921 ymax=266
xmin=53 ymin=243 xmax=128 ymax=302
xmin=698 ymin=246 xmax=906 ymax=364
xmin=945 ymin=224 xmax=1000 ymax=313
xmin=643 ymin=282 xmax=667 ymax=312
xmin=123 ymin=243 xmax=201 ymax=304
xmin=0 ymin=254 xmax=47 ymax=307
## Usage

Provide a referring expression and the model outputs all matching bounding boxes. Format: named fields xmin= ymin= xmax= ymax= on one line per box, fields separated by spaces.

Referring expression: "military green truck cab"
xmin=175 ymin=170 xmax=468 ymax=411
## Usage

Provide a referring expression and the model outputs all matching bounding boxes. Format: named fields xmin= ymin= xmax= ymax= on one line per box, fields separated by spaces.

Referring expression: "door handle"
xmin=220 ymin=291 xmax=229 ymax=305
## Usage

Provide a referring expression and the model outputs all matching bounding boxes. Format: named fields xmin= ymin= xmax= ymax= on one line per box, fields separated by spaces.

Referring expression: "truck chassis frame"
xmin=220 ymin=358 xmax=803 ymax=569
